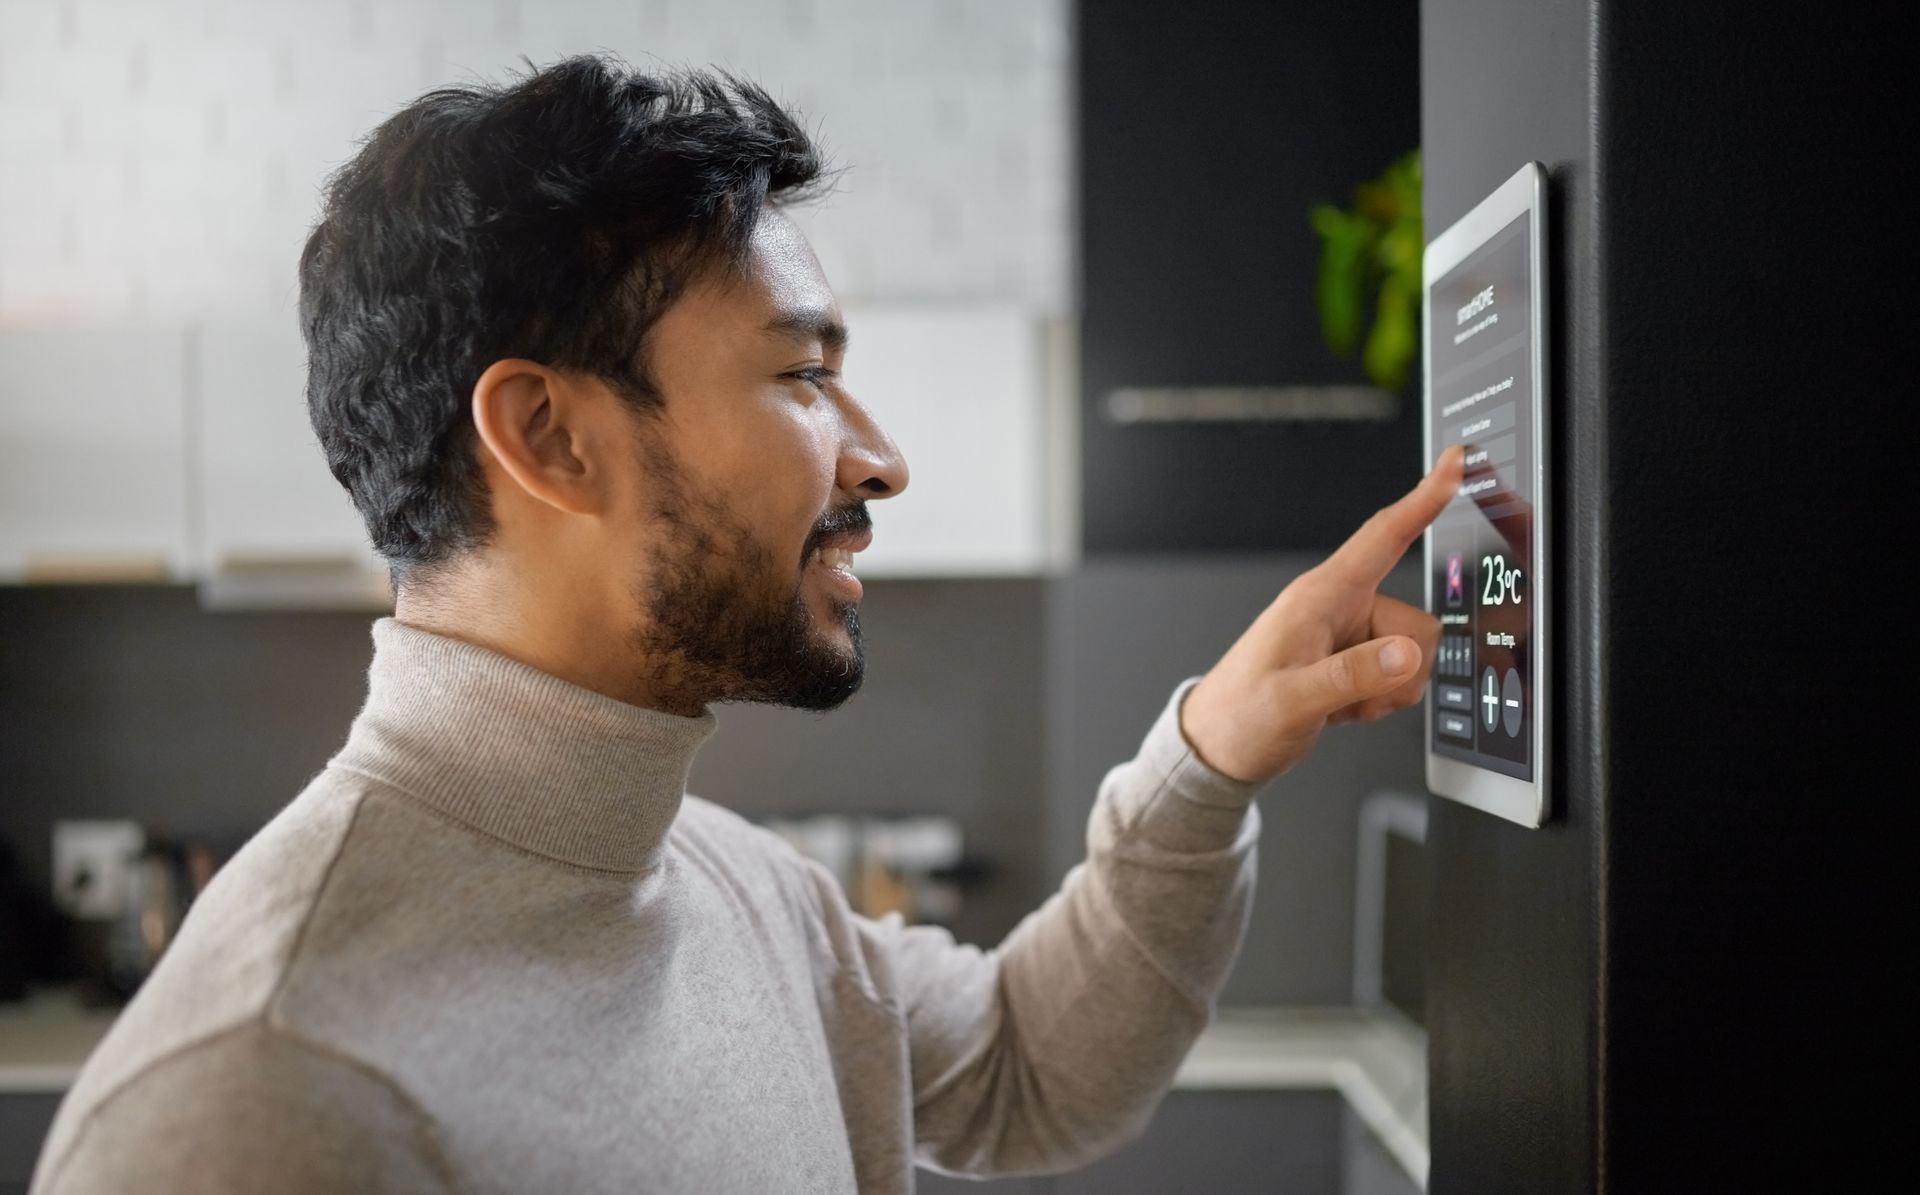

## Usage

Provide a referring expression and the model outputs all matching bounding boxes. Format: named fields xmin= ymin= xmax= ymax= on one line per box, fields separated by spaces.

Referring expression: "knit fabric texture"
xmin=32 ymin=618 xmax=1261 ymax=1194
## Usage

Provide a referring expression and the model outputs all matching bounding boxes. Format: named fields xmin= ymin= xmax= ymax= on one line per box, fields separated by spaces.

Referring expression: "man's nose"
xmin=836 ymin=391 xmax=910 ymax=500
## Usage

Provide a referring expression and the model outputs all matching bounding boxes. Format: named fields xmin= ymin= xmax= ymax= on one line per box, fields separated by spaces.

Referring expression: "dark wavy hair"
xmin=298 ymin=55 xmax=828 ymax=582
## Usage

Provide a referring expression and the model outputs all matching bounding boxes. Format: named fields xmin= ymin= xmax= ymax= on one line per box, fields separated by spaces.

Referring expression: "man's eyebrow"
xmin=764 ymin=309 xmax=848 ymax=354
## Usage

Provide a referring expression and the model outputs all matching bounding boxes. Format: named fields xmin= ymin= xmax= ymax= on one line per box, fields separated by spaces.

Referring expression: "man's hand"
xmin=1179 ymin=446 xmax=1466 ymax=785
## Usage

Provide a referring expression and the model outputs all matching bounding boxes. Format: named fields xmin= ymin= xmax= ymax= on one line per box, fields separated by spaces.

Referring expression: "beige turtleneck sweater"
xmin=30 ymin=619 xmax=1261 ymax=1195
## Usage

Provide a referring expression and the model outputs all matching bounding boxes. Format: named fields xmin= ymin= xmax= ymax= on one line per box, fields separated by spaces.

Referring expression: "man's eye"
xmin=787 ymin=367 xmax=836 ymax=392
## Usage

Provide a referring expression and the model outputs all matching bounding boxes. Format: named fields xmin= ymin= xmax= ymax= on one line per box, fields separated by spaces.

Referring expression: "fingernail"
xmin=1379 ymin=641 xmax=1410 ymax=674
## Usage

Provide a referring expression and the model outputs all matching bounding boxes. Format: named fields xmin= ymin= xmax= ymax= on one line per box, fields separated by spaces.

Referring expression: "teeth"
xmin=818 ymin=548 xmax=854 ymax=572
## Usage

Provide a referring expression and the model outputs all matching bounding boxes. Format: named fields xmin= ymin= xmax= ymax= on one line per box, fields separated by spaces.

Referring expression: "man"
xmin=31 ymin=57 xmax=1459 ymax=1194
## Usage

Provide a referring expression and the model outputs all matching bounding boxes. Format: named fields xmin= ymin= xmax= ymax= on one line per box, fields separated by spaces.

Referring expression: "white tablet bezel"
xmin=1422 ymin=162 xmax=1551 ymax=828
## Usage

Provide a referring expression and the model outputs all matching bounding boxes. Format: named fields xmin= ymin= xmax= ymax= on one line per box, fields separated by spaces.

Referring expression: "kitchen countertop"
xmin=1 ymin=991 xmax=1428 ymax=1186
xmin=0 ymin=988 xmax=120 ymax=1095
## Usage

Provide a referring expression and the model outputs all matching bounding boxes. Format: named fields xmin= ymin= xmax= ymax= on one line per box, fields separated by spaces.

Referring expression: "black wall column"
xmin=1422 ymin=1 xmax=1897 ymax=1190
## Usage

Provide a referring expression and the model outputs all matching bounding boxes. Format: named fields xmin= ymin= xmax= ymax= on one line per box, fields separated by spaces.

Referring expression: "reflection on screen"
xmin=1428 ymin=212 xmax=1535 ymax=782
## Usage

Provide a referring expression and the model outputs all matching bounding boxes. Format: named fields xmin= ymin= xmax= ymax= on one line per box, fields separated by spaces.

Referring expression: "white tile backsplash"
xmin=0 ymin=0 xmax=1070 ymax=322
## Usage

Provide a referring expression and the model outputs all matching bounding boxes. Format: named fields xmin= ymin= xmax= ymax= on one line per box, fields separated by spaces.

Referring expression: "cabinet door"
xmin=1053 ymin=1091 xmax=1342 ymax=1195
xmin=194 ymin=318 xmax=377 ymax=569
xmin=0 ymin=325 xmax=189 ymax=581
xmin=193 ymin=319 xmax=388 ymax=607
xmin=0 ymin=1092 xmax=59 ymax=1193
xmin=1078 ymin=0 xmax=1421 ymax=554
xmin=838 ymin=305 xmax=1062 ymax=577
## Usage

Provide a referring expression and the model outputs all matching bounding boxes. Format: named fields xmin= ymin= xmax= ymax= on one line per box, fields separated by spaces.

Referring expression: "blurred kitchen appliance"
xmin=51 ymin=821 xmax=213 ymax=1004
xmin=762 ymin=815 xmax=981 ymax=925
xmin=100 ymin=842 xmax=195 ymax=1000
xmin=51 ymin=820 xmax=144 ymax=922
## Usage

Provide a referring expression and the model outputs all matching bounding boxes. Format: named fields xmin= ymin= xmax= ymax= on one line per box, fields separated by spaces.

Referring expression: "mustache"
xmin=800 ymin=502 xmax=872 ymax=564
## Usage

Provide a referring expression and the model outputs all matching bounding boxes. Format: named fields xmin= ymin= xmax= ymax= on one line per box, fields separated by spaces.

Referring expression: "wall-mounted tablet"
xmin=1423 ymin=162 xmax=1550 ymax=827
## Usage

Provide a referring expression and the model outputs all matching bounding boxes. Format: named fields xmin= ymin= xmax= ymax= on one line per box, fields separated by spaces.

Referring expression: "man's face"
xmin=613 ymin=210 xmax=908 ymax=711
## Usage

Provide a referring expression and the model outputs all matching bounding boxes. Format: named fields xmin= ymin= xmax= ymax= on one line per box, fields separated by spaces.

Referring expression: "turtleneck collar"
xmin=329 ymin=618 xmax=719 ymax=873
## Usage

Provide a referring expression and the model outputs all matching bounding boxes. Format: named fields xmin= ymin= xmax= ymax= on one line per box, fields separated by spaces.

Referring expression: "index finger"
xmin=1323 ymin=445 xmax=1466 ymax=587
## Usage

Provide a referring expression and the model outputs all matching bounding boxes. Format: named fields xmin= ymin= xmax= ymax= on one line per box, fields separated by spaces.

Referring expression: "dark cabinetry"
xmin=917 ymin=1091 xmax=1344 ymax=1194
xmin=1079 ymin=0 xmax=1422 ymax=553
xmin=0 ymin=1093 xmax=58 ymax=1195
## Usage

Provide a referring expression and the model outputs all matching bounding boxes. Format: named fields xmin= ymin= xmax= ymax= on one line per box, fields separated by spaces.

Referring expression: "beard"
xmin=627 ymin=440 xmax=866 ymax=713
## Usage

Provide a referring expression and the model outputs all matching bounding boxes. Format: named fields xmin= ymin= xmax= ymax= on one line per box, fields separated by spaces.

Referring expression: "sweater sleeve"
xmin=32 ymin=1021 xmax=457 ymax=1195
xmin=872 ymin=677 xmax=1262 ymax=1178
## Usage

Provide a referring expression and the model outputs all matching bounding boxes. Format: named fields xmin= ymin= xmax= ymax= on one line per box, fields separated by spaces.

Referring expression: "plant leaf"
xmin=1312 ymin=204 xmax=1373 ymax=356
xmin=1364 ymin=270 xmax=1418 ymax=391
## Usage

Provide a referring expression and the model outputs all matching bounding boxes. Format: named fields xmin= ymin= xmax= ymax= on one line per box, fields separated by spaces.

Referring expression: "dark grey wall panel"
xmin=1341 ymin=1104 xmax=1422 ymax=1195
xmin=4 ymin=559 xmax=1426 ymax=1005
xmin=1420 ymin=1 xmax=1600 ymax=1191
xmin=916 ymin=1091 xmax=1354 ymax=1194
xmin=0 ymin=586 xmax=377 ymax=913
xmin=1055 ymin=1091 xmax=1342 ymax=1195
xmin=689 ymin=578 xmax=1050 ymax=948
xmin=1044 ymin=557 xmax=1427 ymax=1007
xmin=1078 ymin=0 xmax=1423 ymax=552
xmin=0 ymin=1094 xmax=58 ymax=1190
xmin=917 ymin=1168 xmax=1051 ymax=1194
xmin=0 ymin=582 xmax=1050 ymax=961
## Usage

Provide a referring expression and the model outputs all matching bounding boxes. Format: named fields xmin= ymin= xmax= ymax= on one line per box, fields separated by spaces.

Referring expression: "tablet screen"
xmin=1427 ymin=211 xmax=1536 ymax=782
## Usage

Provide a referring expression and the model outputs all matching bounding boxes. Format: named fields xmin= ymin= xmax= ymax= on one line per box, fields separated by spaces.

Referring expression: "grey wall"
xmin=0 ymin=586 xmax=378 ymax=909
xmin=687 ymin=578 xmax=1050 ymax=948
xmin=0 ymin=583 xmax=1051 ymax=954
xmin=0 ymin=1094 xmax=57 ymax=1195
xmin=5 ymin=565 xmax=1423 ymax=1005
xmin=1342 ymin=1104 xmax=1422 ymax=1195
xmin=1046 ymin=557 xmax=1426 ymax=1007
xmin=912 ymin=1090 xmax=1350 ymax=1195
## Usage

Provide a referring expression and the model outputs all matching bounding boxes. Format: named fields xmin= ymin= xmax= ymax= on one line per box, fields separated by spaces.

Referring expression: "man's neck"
xmin=392 ymin=582 xmax=710 ymax=717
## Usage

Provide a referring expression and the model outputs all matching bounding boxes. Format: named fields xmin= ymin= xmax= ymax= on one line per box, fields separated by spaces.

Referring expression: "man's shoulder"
xmin=34 ymin=771 xmax=412 ymax=1192
xmin=32 ymin=1019 xmax=452 ymax=1194
xmin=675 ymin=793 xmax=798 ymax=858
xmin=672 ymin=795 xmax=849 ymax=914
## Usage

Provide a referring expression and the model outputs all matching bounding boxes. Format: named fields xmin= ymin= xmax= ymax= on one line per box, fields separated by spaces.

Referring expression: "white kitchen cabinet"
xmin=0 ymin=325 xmax=190 ymax=582
xmin=191 ymin=304 xmax=1068 ymax=597
xmin=1 ymin=305 xmax=1069 ymax=597
xmin=837 ymin=304 xmax=1072 ymax=577
xmin=192 ymin=319 xmax=388 ymax=608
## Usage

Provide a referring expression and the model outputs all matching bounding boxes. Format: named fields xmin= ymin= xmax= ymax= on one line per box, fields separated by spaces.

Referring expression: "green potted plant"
xmin=1310 ymin=150 xmax=1423 ymax=392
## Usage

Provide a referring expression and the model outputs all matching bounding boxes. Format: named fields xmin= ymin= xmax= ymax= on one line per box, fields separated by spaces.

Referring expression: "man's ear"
xmin=469 ymin=359 xmax=604 ymax=516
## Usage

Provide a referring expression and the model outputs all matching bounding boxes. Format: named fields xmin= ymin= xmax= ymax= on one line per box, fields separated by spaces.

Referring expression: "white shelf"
xmin=0 ymin=988 xmax=119 ymax=1095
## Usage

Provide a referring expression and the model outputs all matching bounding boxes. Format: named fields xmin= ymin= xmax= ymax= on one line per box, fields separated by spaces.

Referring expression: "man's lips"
xmin=798 ymin=507 xmax=875 ymax=572
xmin=808 ymin=528 xmax=871 ymax=578
xmin=812 ymin=528 xmax=873 ymax=555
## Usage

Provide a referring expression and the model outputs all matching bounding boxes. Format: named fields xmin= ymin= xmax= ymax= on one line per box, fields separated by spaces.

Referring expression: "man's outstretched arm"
xmin=873 ymin=447 xmax=1464 ymax=1177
